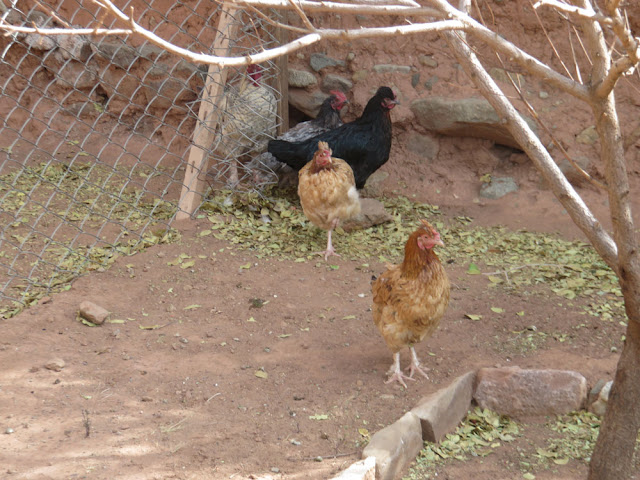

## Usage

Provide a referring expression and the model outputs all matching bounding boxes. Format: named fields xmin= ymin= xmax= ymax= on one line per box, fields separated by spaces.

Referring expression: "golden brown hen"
xmin=372 ymin=220 xmax=450 ymax=387
xmin=298 ymin=141 xmax=361 ymax=260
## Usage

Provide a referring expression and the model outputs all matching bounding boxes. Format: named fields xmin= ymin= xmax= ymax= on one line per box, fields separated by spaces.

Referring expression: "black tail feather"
xmin=267 ymin=140 xmax=312 ymax=170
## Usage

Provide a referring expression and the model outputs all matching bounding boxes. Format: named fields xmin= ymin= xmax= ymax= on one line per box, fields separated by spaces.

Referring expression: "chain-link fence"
xmin=0 ymin=0 xmax=284 ymax=317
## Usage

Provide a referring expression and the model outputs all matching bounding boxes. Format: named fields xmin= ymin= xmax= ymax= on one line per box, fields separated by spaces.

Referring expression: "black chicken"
xmin=267 ymin=86 xmax=398 ymax=189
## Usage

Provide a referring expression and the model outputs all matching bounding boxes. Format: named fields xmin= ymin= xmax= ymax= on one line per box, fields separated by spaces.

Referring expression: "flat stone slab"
xmin=330 ymin=456 xmax=376 ymax=480
xmin=411 ymin=371 xmax=476 ymax=442
xmin=362 ymin=412 xmax=423 ymax=480
xmin=474 ymin=367 xmax=587 ymax=417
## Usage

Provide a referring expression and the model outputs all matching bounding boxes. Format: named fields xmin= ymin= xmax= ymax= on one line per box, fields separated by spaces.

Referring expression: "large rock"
xmin=342 ymin=198 xmax=392 ymax=231
xmin=362 ymin=412 xmax=423 ymax=480
xmin=288 ymin=89 xmax=328 ymax=117
xmin=330 ymin=456 xmax=376 ymax=480
xmin=322 ymin=74 xmax=353 ymax=93
xmin=310 ymin=53 xmax=345 ymax=72
xmin=411 ymin=371 xmax=475 ymax=442
xmin=474 ymin=367 xmax=588 ymax=417
xmin=91 ymin=40 xmax=139 ymax=69
xmin=479 ymin=176 xmax=519 ymax=199
xmin=410 ymin=96 xmax=536 ymax=149
xmin=288 ymin=69 xmax=317 ymax=88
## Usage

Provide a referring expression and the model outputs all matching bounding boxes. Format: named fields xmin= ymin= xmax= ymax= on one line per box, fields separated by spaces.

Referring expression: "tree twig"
xmin=286 ymin=0 xmax=316 ymax=31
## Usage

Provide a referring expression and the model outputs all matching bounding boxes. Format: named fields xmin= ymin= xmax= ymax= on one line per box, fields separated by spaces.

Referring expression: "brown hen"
xmin=372 ymin=220 xmax=450 ymax=387
xmin=298 ymin=141 xmax=361 ymax=260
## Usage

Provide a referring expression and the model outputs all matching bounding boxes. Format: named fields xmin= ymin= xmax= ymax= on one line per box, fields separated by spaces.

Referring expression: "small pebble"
xmin=44 ymin=358 xmax=65 ymax=372
xmin=271 ymin=467 xmax=280 ymax=473
xmin=5 ymin=428 xmax=14 ymax=434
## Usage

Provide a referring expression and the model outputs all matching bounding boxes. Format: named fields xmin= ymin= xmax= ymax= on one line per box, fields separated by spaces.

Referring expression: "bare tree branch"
xmin=530 ymin=0 xmax=574 ymax=81
xmin=228 ymin=0 xmax=443 ymax=17
xmin=533 ymin=0 xmax=613 ymax=25
xmin=286 ymin=0 xmax=316 ymax=31
xmin=0 ymin=1 xmax=465 ymax=67
xmin=423 ymin=0 xmax=592 ymax=101
xmin=442 ymin=28 xmax=618 ymax=267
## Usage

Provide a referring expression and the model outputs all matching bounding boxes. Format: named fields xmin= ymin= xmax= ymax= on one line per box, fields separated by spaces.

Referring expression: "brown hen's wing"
xmin=372 ymin=265 xmax=409 ymax=353
xmin=372 ymin=262 xmax=449 ymax=353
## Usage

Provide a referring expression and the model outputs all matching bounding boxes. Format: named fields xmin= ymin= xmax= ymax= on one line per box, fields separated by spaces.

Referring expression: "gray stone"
xmin=79 ymin=300 xmax=110 ymax=325
xmin=24 ymin=33 xmax=57 ymax=51
xmin=91 ymin=40 xmax=139 ymax=69
xmin=56 ymin=34 xmax=92 ymax=61
xmin=406 ymin=133 xmax=439 ymax=160
xmin=342 ymin=198 xmax=392 ymax=232
xmin=474 ymin=367 xmax=588 ymax=417
xmin=330 ymin=456 xmax=376 ymax=480
xmin=373 ymin=64 xmax=412 ymax=74
xmin=479 ymin=176 xmax=519 ymax=199
xmin=419 ymin=55 xmax=438 ymax=68
xmin=139 ymin=43 xmax=167 ymax=61
xmin=589 ymin=380 xmax=613 ymax=416
xmin=288 ymin=89 xmax=328 ymax=118
xmin=321 ymin=74 xmax=353 ymax=93
xmin=577 ymin=125 xmax=598 ymax=145
xmin=22 ymin=12 xmax=57 ymax=51
xmin=539 ymin=91 xmax=549 ymax=99
xmin=411 ymin=371 xmax=476 ymax=442
xmin=54 ymin=60 xmax=98 ymax=90
xmin=411 ymin=73 xmax=420 ymax=88
xmin=362 ymin=412 xmax=423 ymax=480
xmin=288 ymin=69 xmax=317 ymax=88
xmin=410 ymin=96 xmax=537 ymax=149
xmin=310 ymin=53 xmax=345 ymax=72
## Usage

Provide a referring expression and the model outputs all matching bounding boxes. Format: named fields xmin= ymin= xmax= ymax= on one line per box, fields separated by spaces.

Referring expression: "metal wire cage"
xmin=0 ymin=0 xmax=284 ymax=316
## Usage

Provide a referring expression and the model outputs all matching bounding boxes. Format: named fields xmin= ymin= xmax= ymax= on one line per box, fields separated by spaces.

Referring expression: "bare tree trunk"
xmin=589 ymin=319 xmax=640 ymax=479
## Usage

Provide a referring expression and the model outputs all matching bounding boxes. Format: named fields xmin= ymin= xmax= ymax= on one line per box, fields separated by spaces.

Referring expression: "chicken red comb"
xmin=330 ymin=90 xmax=348 ymax=104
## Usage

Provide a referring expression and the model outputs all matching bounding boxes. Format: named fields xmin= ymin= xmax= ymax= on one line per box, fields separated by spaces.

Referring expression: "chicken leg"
xmin=385 ymin=352 xmax=416 ymax=388
xmin=406 ymin=346 xmax=430 ymax=380
xmin=317 ymin=218 xmax=341 ymax=261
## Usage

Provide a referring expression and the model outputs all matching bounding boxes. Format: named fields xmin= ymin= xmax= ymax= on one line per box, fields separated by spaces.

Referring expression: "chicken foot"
xmin=406 ymin=346 xmax=430 ymax=380
xmin=385 ymin=352 xmax=416 ymax=388
xmin=316 ymin=219 xmax=341 ymax=261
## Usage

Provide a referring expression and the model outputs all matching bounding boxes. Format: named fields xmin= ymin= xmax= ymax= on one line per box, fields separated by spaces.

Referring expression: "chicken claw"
xmin=406 ymin=346 xmax=430 ymax=380
xmin=385 ymin=352 xmax=416 ymax=388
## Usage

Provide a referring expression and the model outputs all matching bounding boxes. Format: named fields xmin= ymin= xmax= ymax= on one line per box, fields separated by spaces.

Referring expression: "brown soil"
xmin=2 ymin=2 xmax=640 ymax=480
xmin=0 ymin=190 xmax=631 ymax=480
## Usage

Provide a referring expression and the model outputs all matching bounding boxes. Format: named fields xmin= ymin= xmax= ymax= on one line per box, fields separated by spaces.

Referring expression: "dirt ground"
xmin=2 ymin=2 xmax=640 ymax=479
xmin=0 ymin=174 xmax=633 ymax=480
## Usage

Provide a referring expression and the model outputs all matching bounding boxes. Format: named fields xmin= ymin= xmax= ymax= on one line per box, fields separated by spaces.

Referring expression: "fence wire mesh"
xmin=0 ymin=0 xmax=284 ymax=317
